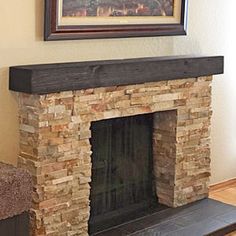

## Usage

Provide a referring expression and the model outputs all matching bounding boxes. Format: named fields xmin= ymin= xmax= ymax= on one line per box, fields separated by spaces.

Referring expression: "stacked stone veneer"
xmin=17 ymin=76 xmax=212 ymax=236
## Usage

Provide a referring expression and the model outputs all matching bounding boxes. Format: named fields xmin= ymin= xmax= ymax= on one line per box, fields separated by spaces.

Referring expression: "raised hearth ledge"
xmin=9 ymin=55 xmax=223 ymax=94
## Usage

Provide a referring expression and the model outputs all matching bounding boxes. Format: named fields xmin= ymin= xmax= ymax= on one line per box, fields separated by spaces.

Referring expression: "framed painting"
xmin=44 ymin=0 xmax=188 ymax=40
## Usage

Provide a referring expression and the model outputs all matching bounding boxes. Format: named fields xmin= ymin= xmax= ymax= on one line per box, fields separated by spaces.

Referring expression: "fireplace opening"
xmin=89 ymin=114 xmax=163 ymax=234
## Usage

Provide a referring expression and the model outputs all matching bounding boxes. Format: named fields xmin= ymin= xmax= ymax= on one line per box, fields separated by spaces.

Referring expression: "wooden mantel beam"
xmin=9 ymin=55 xmax=224 ymax=94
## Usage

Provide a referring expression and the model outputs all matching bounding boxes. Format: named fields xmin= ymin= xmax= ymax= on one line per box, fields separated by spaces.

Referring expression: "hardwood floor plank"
xmin=210 ymin=178 xmax=236 ymax=236
xmin=227 ymin=231 xmax=236 ymax=236
xmin=210 ymin=187 xmax=236 ymax=206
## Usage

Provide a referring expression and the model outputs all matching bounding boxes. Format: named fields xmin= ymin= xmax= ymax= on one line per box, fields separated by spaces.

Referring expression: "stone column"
xmin=153 ymin=78 xmax=212 ymax=207
xmin=17 ymin=92 xmax=91 ymax=236
xmin=153 ymin=110 xmax=177 ymax=207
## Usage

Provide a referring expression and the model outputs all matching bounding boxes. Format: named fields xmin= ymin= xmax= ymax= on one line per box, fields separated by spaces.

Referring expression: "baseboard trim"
xmin=210 ymin=178 xmax=236 ymax=192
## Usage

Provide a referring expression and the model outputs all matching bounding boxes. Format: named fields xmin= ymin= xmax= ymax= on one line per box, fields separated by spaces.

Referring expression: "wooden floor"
xmin=209 ymin=179 xmax=236 ymax=235
xmin=226 ymin=231 xmax=236 ymax=236
xmin=209 ymin=179 xmax=236 ymax=206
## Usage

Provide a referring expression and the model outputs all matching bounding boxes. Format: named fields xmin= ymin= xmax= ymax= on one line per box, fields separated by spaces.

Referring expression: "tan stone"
xmin=52 ymin=176 xmax=74 ymax=185
xmin=153 ymin=93 xmax=182 ymax=102
xmin=48 ymin=105 xmax=66 ymax=114
xmin=20 ymin=124 xmax=36 ymax=133
xmin=39 ymin=199 xmax=57 ymax=210
xmin=17 ymin=76 xmax=213 ymax=235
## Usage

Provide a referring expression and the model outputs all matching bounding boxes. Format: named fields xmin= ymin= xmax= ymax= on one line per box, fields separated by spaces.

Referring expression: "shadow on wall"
xmin=35 ymin=0 xmax=44 ymax=41
xmin=0 ymin=67 xmax=19 ymax=165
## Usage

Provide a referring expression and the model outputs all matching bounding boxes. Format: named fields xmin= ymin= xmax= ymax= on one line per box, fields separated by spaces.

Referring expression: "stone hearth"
xmin=9 ymin=56 xmax=223 ymax=236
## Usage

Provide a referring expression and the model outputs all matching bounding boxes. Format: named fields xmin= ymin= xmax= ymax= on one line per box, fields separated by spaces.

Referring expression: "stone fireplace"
xmin=9 ymin=56 xmax=223 ymax=235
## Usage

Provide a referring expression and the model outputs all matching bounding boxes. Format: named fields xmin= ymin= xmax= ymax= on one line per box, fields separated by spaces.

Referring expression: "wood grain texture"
xmin=9 ymin=56 xmax=224 ymax=94
xmin=210 ymin=179 xmax=236 ymax=207
xmin=226 ymin=231 xmax=236 ymax=236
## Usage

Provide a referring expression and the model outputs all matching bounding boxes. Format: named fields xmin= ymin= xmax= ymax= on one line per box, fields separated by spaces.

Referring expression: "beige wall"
xmin=0 ymin=0 xmax=173 ymax=165
xmin=1 ymin=0 xmax=235 ymax=185
xmin=173 ymin=0 xmax=236 ymax=184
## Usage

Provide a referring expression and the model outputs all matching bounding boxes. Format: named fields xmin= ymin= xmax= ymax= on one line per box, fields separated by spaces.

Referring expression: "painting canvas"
xmin=44 ymin=0 xmax=187 ymax=40
xmin=62 ymin=0 xmax=174 ymax=17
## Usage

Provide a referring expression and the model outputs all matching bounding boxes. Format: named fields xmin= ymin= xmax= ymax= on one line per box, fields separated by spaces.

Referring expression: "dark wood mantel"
xmin=9 ymin=56 xmax=224 ymax=94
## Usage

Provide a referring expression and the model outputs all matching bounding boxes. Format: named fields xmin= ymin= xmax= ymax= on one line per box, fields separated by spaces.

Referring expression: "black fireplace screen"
xmin=89 ymin=114 xmax=158 ymax=234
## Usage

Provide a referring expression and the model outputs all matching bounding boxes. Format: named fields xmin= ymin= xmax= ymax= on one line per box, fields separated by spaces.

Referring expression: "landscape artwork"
xmin=62 ymin=0 xmax=174 ymax=17
xmin=44 ymin=0 xmax=187 ymax=40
